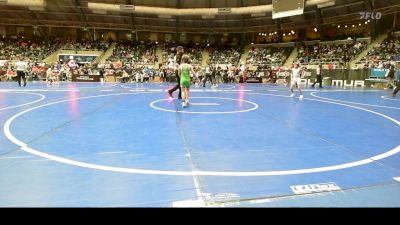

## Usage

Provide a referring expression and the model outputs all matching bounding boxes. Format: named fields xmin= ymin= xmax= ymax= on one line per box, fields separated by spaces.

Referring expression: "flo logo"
xmin=291 ymin=182 xmax=341 ymax=194
xmin=359 ymin=12 xmax=382 ymax=20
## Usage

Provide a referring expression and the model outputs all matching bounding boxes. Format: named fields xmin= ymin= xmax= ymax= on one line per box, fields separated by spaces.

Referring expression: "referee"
xmin=311 ymin=64 xmax=323 ymax=88
xmin=15 ymin=57 xmax=28 ymax=87
xmin=167 ymin=46 xmax=184 ymax=99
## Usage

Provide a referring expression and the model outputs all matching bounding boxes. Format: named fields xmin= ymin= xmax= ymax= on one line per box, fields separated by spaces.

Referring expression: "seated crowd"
xmin=108 ymin=41 xmax=156 ymax=65
xmin=297 ymin=40 xmax=367 ymax=66
xmin=247 ymin=47 xmax=293 ymax=67
xmin=358 ymin=34 xmax=400 ymax=69
xmin=1 ymin=33 xmax=399 ymax=85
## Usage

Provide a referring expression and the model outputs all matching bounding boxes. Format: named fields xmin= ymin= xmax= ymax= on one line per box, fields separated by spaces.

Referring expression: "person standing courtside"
xmin=290 ymin=63 xmax=304 ymax=99
xmin=203 ymin=65 xmax=211 ymax=87
xmin=386 ymin=65 xmax=395 ymax=89
xmin=15 ymin=58 xmax=28 ymax=87
xmin=311 ymin=64 xmax=323 ymax=88
xmin=393 ymin=66 xmax=400 ymax=97
xmin=168 ymin=46 xmax=184 ymax=99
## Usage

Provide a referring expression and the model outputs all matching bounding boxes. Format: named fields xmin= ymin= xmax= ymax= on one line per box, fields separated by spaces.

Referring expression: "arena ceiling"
xmin=0 ymin=0 xmax=399 ymax=33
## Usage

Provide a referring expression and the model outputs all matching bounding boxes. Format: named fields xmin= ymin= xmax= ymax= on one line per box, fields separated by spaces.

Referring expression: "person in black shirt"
xmin=311 ymin=64 xmax=323 ymax=88
xmin=393 ymin=67 xmax=400 ymax=97
xmin=167 ymin=46 xmax=184 ymax=99
xmin=99 ymin=67 xmax=106 ymax=83
xmin=387 ymin=65 xmax=395 ymax=89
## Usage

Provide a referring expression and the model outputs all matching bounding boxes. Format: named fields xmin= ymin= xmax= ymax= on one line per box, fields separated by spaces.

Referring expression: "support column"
xmin=276 ymin=19 xmax=283 ymax=42
xmin=316 ymin=8 xmax=325 ymax=41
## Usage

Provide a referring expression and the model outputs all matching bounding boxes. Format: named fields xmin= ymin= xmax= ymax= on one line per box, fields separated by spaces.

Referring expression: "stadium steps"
xmin=240 ymin=45 xmax=251 ymax=68
xmin=349 ymin=33 xmax=387 ymax=68
xmin=201 ymin=49 xmax=210 ymax=67
xmin=95 ymin=42 xmax=117 ymax=64
xmin=156 ymin=45 xmax=164 ymax=68
xmin=283 ymin=46 xmax=298 ymax=68
xmin=43 ymin=48 xmax=64 ymax=64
